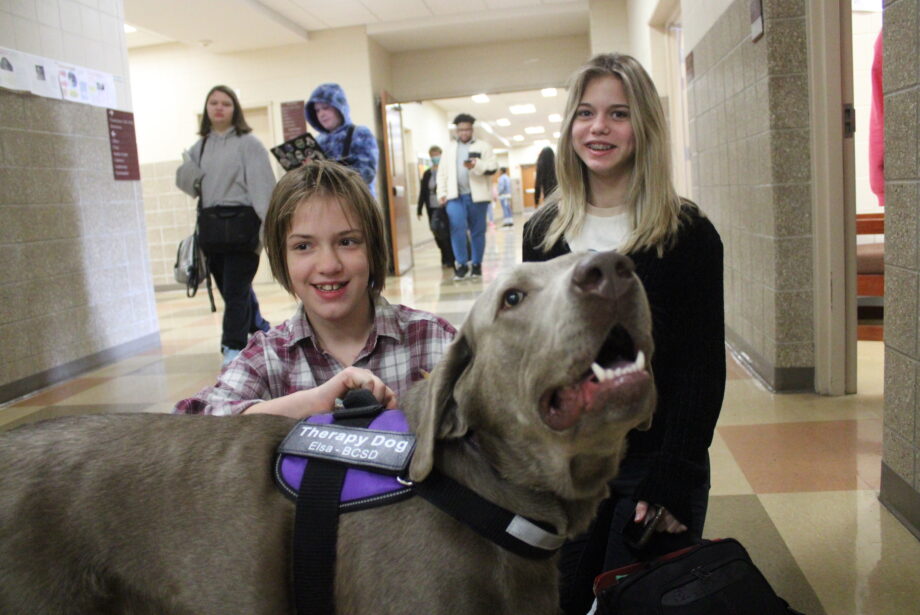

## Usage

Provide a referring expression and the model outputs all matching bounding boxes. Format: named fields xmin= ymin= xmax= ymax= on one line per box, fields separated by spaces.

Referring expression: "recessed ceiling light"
xmin=534 ymin=139 xmax=551 ymax=148
xmin=481 ymin=122 xmax=494 ymax=133
xmin=512 ymin=135 xmax=524 ymax=142
xmin=548 ymin=113 xmax=562 ymax=122
xmin=553 ymin=131 xmax=561 ymax=138
xmin=495 ymin=118 xmax=511 ymax=127
xmin=524 ymin=126 xmax=545 ymax=135
xmin=472 ymin=93 xmax=490 ymax=103
xmin=509 ymin=104 xmax=535 ymax=115
xmin=541 ymin=88 xmax=558 ymax=97
xmin=124 ymin=23 xmax=137 ymax=33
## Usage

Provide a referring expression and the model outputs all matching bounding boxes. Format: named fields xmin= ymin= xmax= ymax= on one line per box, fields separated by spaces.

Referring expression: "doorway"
xmin=520 ymin=164 xmax=537 ymax=209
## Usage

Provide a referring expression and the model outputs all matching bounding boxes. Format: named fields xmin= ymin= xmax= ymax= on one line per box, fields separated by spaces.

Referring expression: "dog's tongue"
xmin=543 ymin=383 xmax=591 ymax=430
xmin=542 ymin=366 xmax=649 ymax=431
xmin=543 ymin=375 xmax=604 ymax=431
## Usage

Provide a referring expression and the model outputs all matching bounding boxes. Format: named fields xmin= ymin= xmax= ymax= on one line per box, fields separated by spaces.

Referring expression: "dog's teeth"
xmin=591 ymin=362 xmax=607 ymax=381
xmin=635 ymin=350 xmax=645 ymax=371
xmin=606 ymin=368 xmax=616 ymax=379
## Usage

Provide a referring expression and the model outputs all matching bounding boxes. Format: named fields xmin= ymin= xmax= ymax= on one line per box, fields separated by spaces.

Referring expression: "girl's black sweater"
xmin=523 ymin=203 xmax=726 ymax=524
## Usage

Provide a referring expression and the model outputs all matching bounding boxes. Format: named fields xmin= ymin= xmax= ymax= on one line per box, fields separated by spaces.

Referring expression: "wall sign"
xmin=107 ymin=109 xmax=140 ymax=181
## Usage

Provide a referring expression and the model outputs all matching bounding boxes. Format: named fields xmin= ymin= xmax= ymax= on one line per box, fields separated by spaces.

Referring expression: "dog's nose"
xmin=572 ymin=250 xmax=635 ymax=301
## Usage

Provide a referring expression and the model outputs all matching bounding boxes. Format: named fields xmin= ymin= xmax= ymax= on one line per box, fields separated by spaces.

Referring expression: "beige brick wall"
xmin=880 ymin=0 xmax=920 ymax=534
xmin=140 ymin=160 xmax=197 ymax=288
xmin=0 ymin=89 xmax=159 ymax=401
xmin=686 ymin=0 xmax=814 ymax=390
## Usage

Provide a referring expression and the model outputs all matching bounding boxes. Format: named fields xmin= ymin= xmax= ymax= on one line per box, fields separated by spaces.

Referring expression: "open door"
xmin=520 ymin=164 xmax=536 ymax=209
xmin=807 ymin=2 xmax=857 ymax=394
xmin=379 ymin=91 xmax=413 ymax=275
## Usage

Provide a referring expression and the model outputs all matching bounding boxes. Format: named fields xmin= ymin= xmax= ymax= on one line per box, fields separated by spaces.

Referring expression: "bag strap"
xmin=194 ymin=135 xmax=216 ymax=312
xmin=196 ymin=134 xmax=209 ymax=211
xmin=340 ymin=125 xmax=355 ymax=160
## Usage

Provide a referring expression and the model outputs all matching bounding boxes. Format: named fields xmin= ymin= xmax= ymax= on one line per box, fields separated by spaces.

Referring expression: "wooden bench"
xmin=856 ymin=213 xmax=884 ymax=341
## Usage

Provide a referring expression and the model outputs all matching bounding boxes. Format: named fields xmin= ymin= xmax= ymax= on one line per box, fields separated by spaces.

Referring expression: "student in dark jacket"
xmin=416 ymin=145 xmax=454 ymax=268
xmin=533 ymin=146 xmax=558 ymax=206
xmin=305 ymin=83 xmax=378 ymax=195
xmin=522 ymin=53 xmax=726 ymax=615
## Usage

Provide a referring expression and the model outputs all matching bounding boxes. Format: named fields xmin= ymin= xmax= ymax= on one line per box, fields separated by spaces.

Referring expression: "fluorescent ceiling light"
xmin=481 ymin=122 xmax=494 ymax=133
xmin=124 ymin=23 xmax=137 ymax=33
xmin=524 ymin=126 xmax=545 ymax=135
xmin=472 ymin=93 xmax=490 ymax=103
xmin=541 ymin=88 xmax=558 ymax=97
xmin=512 ymin=135 xmax=524 ymax=142
xmin=495 ymin=118 xmax=511 ymax=127
xmin=509 ymin=104 xmax=535 ymax=115
xmin=548 ymin=113 xmax=562 ymax=122
xmin=494 ymin=148 xmax=508 ymax=154
xmin=534 ymin=139 xmax=551 ymax=148
xmin=553 ymin=131 xmax=561 ymax=138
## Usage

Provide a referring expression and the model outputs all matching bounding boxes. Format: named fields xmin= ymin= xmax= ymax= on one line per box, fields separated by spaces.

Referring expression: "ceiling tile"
xmin=361 ymin=0 xmax=432 ymax=21
xmin=292 ymin=0 xmax=378 ymax=27
xmin=423 ymin=0 xmax=488 ymax=15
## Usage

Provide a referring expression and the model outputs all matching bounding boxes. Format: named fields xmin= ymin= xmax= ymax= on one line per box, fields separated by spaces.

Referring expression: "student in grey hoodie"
xmin=176 ymin=85 xmax=276 ymax=365
xmin=304 ymin=83 xmax=378 ymax=195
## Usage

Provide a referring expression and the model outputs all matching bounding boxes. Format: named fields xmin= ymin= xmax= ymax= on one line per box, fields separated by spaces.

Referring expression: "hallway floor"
xmin=1 ymin=212 xmax=917 ymax=615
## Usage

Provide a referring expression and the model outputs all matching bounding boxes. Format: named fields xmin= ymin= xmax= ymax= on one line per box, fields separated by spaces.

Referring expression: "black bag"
xmin=196 ymin=205 xmax=261 ymax=254
xmin=594 ymin=538 xmax=803 ymax=615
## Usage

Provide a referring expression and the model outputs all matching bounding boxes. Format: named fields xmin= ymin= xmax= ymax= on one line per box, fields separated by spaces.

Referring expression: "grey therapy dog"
xmin=0 ymin=250 xmax=655 ymax=615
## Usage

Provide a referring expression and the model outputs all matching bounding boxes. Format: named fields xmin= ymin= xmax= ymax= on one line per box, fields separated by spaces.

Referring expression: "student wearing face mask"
xmin=416 ymin=146 xmax=454 ymax=268
xmin=304 ymin=84 xmax=379 ymax=196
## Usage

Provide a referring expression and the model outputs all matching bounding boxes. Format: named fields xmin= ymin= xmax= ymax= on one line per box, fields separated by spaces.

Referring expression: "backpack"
xmin=594 ymin=538 xmax=805 ymax=615
xmin=173 ymin=233 xmax=216 ymax=311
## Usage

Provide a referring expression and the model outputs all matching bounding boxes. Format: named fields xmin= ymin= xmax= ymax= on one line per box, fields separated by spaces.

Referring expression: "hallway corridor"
xmin=1 ymin=213 xmax=916 ymax=615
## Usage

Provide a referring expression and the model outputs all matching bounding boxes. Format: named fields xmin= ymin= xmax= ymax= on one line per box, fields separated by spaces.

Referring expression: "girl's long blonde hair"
xmin=536 ymin=53 xmax=686 ymax=256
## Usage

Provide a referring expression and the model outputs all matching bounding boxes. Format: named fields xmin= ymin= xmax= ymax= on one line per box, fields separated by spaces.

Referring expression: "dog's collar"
xmin=411 ymin=469 xmax=566 ymax=559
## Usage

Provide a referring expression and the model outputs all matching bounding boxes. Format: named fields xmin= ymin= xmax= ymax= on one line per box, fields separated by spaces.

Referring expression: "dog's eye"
xmin=501 ymin=289 xmax=526 ymax=309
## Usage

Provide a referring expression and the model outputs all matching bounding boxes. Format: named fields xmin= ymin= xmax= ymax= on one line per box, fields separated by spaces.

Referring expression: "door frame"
xmin=806 ymin=1 xmax=857 ymax=394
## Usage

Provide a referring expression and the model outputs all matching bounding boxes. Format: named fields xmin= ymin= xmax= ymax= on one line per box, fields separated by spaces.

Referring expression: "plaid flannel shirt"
xmin=173 ymin=297 xmax=456 ymax=416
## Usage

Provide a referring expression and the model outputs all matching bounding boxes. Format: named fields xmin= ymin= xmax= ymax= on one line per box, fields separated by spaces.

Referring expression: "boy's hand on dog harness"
xmin=634 ymin=501 xmax=688 ymax=534
xmin=327 ymin=367 xmax=398 ymax=410
xmin=243 ymin=367 xmax=396 ymax=419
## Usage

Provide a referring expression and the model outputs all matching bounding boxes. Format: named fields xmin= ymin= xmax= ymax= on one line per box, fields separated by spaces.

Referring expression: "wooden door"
xmin=379 ymin=92 xmax=413 ymax=275
xmin=520 ymin=163 xmax=536 ymax=209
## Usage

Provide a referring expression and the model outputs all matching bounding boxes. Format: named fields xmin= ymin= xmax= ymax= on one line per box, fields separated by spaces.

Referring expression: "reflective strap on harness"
xmin=413 ymin=469 xmax=564 ymax=560
xmin=506 ymin=514 xmax=567 ymax=551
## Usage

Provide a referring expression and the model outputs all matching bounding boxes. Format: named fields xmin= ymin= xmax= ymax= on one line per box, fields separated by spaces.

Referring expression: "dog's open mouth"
xmin=539 ymin=324 xmax=651 ymax=431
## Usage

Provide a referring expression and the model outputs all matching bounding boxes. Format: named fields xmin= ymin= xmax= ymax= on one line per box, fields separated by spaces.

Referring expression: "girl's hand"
xmin=634 ymin=500 xmax=688 ymax=534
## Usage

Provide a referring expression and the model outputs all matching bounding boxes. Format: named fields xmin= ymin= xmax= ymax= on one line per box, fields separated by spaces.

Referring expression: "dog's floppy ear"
xmin=409 ymin=331 xmax=473 ymax=482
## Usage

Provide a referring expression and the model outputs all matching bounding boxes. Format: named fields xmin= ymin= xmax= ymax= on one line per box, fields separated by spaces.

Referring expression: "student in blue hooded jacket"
xmin=305 ymin=83 xmax=379 ymax=195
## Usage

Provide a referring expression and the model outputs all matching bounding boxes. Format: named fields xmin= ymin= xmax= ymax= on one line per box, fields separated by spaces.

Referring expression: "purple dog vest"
xmin=274 ymin=410 xmax=414 ymax=512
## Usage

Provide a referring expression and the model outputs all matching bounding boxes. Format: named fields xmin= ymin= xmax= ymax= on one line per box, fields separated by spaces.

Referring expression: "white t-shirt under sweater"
xmin=566 ymin=204 xmax=633 ymax=253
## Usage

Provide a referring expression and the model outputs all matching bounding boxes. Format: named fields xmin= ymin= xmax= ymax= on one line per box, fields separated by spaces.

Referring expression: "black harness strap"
xmin=292 ymin=390 xmax=383 ymax=615
xmin=413 ymin=469 xmax=564 ymax=560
